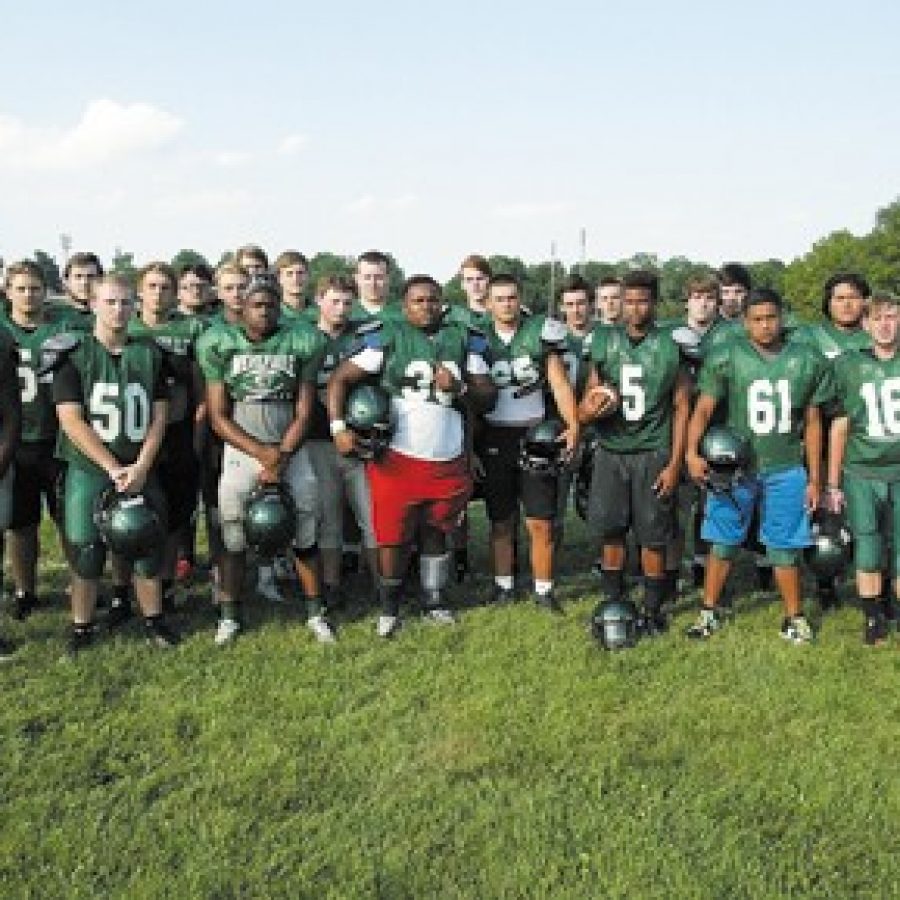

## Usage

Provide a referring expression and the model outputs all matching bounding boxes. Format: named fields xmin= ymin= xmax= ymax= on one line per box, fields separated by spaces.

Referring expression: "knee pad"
xmin=711 ymin=543 xmax=739 ymax=561
xmin=68 ymin=541 xmax=107 ymax=579
xmin=221 ymin=521 xmax=247 ymax=553
xmin=854 ymin=533 xmax=883 ymax=573
xmin=767 ymin=547 xmax=801 ymax=567
xmin=420 ymin=553 xmax=451 ymax=592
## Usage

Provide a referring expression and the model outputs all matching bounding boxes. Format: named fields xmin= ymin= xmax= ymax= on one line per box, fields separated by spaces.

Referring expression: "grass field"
xmin=0 ymin=513 xmax=897 ymax=899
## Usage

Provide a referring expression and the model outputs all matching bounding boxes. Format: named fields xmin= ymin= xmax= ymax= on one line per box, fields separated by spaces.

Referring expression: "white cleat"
xmin=376 ymin=615 xmax=401 ymax=638
xmin=214 ymin=618 xmax=240 ymax=646
xmin=307 ymin=615 xmax=336 ymax=644
xmin=423 ymin=607 xmax=456 ymax=626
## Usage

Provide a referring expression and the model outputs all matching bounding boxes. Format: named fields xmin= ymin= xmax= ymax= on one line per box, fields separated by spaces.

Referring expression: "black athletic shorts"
xmin=11 ymin=441 xmax=63 ymax=529
xmin=587 ymin=445 xmax=674 ymax=548
xmin=200 ymin=426 xmax=223 ymax=510
xmin=477 ymin=424 xmax=557 ymax=522
xmin=158 ymin=421 xmax=200 ymax=531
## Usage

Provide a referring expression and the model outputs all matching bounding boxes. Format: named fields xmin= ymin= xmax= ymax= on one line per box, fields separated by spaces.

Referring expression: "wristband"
xmin=330 ymin=419 xmax=348 ymax=436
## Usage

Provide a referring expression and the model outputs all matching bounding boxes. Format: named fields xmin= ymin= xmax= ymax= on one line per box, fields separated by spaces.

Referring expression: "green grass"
xmin=0 ymin=513 xmax=897 ymax=899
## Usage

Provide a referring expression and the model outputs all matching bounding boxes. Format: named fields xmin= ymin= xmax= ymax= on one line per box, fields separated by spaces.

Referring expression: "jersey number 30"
xmin=89 ymin=383 xmax=151 ymax=442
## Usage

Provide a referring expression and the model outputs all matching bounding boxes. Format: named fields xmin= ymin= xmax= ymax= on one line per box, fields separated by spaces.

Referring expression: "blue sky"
xmin=1 ymin=1 xmax=898 ymax=279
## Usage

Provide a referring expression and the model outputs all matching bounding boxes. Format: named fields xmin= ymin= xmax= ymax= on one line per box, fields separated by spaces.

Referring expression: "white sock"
xmin=495 ymin=575 xmax=514 ymax=590
xmin=535 ymin=579 xmax=553 ymax=596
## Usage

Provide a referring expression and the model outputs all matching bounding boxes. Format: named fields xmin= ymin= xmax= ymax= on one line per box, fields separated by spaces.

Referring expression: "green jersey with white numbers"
xmin=483 ymin=314 xmax=568 ymax=427
xmin=789 ymin=320 xmax=871 ymax=360
xmin=308 ymin=324 xmax=359 ymax=441
xmin=590 ymin=324 xmax=683 ymax=453
xmin=698 ymin=336 xmax=833 ymax=473
xmin=280 ymin=302 xmax=319 ymax=327
xmin=348 ymin=316 xmax=487 ymax=461
xmin=197 ymin=321 xmax=326 ymax=443
xmin=3 ymin=309 xmax=86 ymax=443
xmin=831 ymin=349 xmax=900 ymax=479
xmin=53 ymin=334 xmax=167 ymax=472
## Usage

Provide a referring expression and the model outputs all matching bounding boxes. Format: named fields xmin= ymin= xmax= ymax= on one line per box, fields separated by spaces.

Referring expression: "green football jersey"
xmin=483 ymin=314 xmax=567 ymax=426
xmin=560 ymin=328 xmax=591 ymax=398
xmin=198 ymin=321 xmax=326 ymax=443
xmin=832 ymin=349 xmax=900 ymax=479
xmin=442 ymin=304 xmax=490 ymax=331
xmin=280 ymin=302 xmax=319 ymax=326
xmin=349 ymin=298 xmax=403 ymax=325
xmin=789 ymin=320 xmax=871 ymax=360
xmin=698 ymin=336 xmax=833 ymax=473
xmin=54 ymin=334 xmax=167 ymax=472
xmin=3 ymin=308 xmax=83 ymax=443
xmin=589 ymin=324 xmax=683 ymax=453
xmin=128 ymin=311 xmax=205 ymax=425
xmin=351 ymin=316 xmax=481 ymax=460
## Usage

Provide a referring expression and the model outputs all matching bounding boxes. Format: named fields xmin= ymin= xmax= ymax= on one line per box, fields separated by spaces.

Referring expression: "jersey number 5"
xmin=90 ymin=383 xmax=151 ymax=442
xmin=620 ymin=364 xmax=646 ymax=422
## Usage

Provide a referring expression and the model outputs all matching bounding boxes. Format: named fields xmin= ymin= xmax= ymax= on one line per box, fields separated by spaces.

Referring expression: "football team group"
xmin=0 ymin=245 xmax=896 ymax=659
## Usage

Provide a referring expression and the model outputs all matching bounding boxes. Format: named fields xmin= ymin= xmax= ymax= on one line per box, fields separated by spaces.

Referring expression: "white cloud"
xmin=152 ymin=188 xmax=250 ymax=215
xmin=491 ymin=200 xmax=573 ymax=220
xmin=344 ymin=194 xmax=377 ymax=214
xmin=277 ymin=133 xmax=308 ymax=156
xmin=0 ymin=99 xmax=183 ymax=170
xmin=389 ymin=193 xmax=418 ymax=210
xmin=211 ymin=150 xmax=252 ymax=167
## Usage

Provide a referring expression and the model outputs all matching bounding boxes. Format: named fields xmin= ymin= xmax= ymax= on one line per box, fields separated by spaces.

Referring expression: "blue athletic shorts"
xmin=700 ymin=465 xmax=812 ymax=550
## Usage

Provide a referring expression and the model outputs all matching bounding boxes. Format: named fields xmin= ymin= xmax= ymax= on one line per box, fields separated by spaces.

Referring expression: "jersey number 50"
xmin=89 ymin=383 xmax=151 ymax=442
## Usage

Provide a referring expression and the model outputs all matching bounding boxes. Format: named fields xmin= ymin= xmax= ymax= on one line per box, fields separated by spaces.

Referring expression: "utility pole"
xmin=60 ymin=233 xmax=72 ymax=266
xmin=579 ymin=227 xmax=586 ymax=273
xmin=549 ymin=240 xmax=557 ymax=317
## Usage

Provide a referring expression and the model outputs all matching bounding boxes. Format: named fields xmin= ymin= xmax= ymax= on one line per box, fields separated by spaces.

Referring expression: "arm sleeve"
xmin=52 ymin=359 xmax=83 ymax=405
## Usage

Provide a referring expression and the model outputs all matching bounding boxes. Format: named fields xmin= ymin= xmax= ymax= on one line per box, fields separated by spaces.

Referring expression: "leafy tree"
xmin=110 ymin=250 xmax=138 ymax=287
xmin=171 ymin=249 xmax=210 ymax=273
xmin=33 ymin=249 xmax=63 ymax=292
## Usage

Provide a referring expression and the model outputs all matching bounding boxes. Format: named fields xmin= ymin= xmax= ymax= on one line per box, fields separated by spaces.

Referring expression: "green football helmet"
xmin=519 ymin=418 xmax=566 ymax=476
xmin=591 ymin=599 xmax=640 ymax=650
xmin=93 ymin=487 xmax=163 ymax=560
xmin=244 ymin=483 xmax=298 ymax=558
xmin=700 ymin=425 xmax=751 ymax=492
xmin=806 ymin=513 xmax=853 ymax=579
xmin=345 ymin=383 xmax=393 ymax=460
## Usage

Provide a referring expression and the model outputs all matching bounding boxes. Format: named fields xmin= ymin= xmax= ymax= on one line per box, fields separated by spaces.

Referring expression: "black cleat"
xmin=454 ymin=550 xmax=470 ymax=583
xmin=534 ymin=591 xmax=563 ymax=615
xmin=864 ymin=615 xmax=889 ymax=647
xmin=490 ymin=584 xmax=517 ymax=605
xmin=11 ymin=590 xmax=37 ymax=620
xmin=642 ymin=610 xmax=669 ymax=637
xmin=691 ymin=564 xmax=705 ymax=589
xmin=145 ymin=617 xmax=181 ymax=649
xmin=817 ymin=585 xmax=840 ymax=612
xmin=0 ymin=634 xmax=16 ymax=660
xmin=67 ymin=625 xmax=96 ymax=658
xmin=106 ymin=598 xmax=133 ymax=628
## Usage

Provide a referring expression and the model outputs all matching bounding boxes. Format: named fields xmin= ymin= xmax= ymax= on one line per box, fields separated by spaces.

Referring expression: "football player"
xmin=176 ymin=262 xmax=214 ymax=317
xmin=121 ymin=262 xmax=205 ymax=616
xmin=51 ymin=274 xmax=179 ymax=655
xmin=0 ymin=319 xmax=22 ymax=659
xmin=791 ymin=273 xmax=872 ymax=609
xmin=353 ymin=250 xmax=397 ymax=322
xmin=595 ymin=276 xmax=624 ymax=326
xmin=717 ymin=262 xmax=751 ymax=322
xmin=306 ymin=275 xmax=378 ymax=605
xmin=478 ymin=273 xmax=578 ymax=611
xmin=826 ymin=293 xmax=900 ymax=644
xmin=275 ymin=250 xmax=314 ymax=323
xmin=2 ymin=261 xmax=84 ymax=618
xmin=199 ymin=274 xmax=329 ymax=645
xmin=457 ymin=254 xmax=492 ymax=326
xmin=554 ymin=274 xmax=593 ymax=545
xmin=62 ymin=252 xmax=103 ymax=324
xmin=685 ymin=288 xmax=831 ymax=644
xmin=234 ymin=245 xmax=269 ymax=278
xmin=327 ymin=275 xmax=496 ymax=636
xmin=579 ymin=270 xmax=690 ymax=633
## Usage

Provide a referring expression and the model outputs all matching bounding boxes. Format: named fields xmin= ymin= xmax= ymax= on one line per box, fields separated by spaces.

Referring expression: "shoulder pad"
xmin=521 ymin=305 xmax=533 ymax=318
xmin=466 ymin=328 xmax=490 ymax=358
xmin=37 ymin=331 xmax=82 ymax=375
xmin=354 ymin=319 xmax=383 ymax=336
xmin=670 ymin=325 xmax=703 ymax=362
xmin=540 ymin=317 xmax=568 ymax=346
xmin=346 ymin=318 xmax=386 ymax=357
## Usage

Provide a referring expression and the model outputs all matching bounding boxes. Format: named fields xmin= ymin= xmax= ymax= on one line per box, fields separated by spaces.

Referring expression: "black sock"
xmin=111 ymin=584 xmax=129 ymax=605
xmin=664 ymin=570 xmax=678 ymax=603
xmin=379 ymin=580 xmax=402 ymax=617
xmin=861 ymin=598 xmax=883 ymax=619
xmin=644 ymin=576 xmax=667 ymax=616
